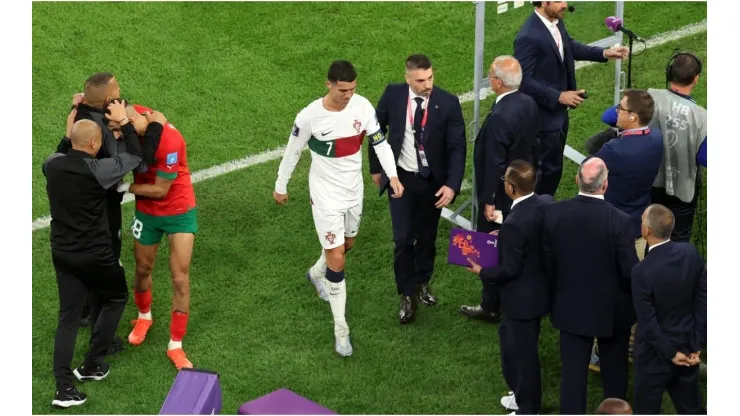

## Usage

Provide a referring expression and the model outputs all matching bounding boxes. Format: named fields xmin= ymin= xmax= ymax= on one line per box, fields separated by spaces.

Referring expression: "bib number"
xmin=131 ymin=218 xmax=144 ymax=240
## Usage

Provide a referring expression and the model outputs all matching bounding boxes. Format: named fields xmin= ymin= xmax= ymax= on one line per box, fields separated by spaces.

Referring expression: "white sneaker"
xmin=334 ymin=324 xmax=353 ymax=357
xmin=501 ymin=392 xmax=518 ymax=411
xmin=306 ymin=270 xmax=329 ymax=301
xmin=507 ymin=412 xmax=516 ymax=416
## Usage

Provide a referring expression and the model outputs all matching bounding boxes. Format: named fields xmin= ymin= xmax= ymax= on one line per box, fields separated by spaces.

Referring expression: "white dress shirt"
xmin=495 ymin=89 xmax=517 ymax=104
xmin=511 ymin=192 xmax=535 ymax=209
xmin=535 ymin=9 xmax=564 ymax=61
xmin=648 ymin=239 xmax=670 ymax=252
xmin=398 ymin=87 xmax=429 ymax=173
xmin=578 ymin=192 xmax=604 ymax=200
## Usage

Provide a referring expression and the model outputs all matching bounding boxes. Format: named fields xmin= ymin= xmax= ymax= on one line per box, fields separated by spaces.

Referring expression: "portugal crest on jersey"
xmin=353 ymin=119 xmax=361 ymax=134
xmin=325 ymin=231 xmax=336 ymax=244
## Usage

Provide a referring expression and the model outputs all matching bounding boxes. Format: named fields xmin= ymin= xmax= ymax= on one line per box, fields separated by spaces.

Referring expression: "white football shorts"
xmin=312 ymin=202 xmax=363 ymax=250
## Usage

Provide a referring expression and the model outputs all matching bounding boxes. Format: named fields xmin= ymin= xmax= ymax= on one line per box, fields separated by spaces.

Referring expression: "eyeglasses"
xmin=617 ymin=103 xmax=635 ymax=113
xmin=501 ymin=175 xmax=515 ymax=190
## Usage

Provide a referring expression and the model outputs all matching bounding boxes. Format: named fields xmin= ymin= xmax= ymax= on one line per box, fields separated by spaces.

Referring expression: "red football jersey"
xmin=132 ymin=105 xmax=196 ymax=217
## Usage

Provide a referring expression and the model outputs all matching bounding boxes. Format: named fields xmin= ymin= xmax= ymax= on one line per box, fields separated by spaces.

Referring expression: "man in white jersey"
xmin=273 ymin=60 xmax=403 ymax=357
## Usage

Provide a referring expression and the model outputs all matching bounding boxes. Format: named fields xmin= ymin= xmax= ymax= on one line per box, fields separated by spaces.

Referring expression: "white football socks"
xmin=310 ymin=250 xmax=327 ymax=279
xmin=327 ymin=279 xmax=348 ymax=334
xmin=139 ymin=311 xmax=152 ymax=320
xmin=168 ymin=340 xmax=182 ymax=350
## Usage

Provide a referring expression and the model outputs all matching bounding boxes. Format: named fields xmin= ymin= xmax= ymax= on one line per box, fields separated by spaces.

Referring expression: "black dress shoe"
xmin=460 ymin=304 xmax=502 ymax=322
xmin=399 ymin=296 xmax=416 ymax=324
xmin=417 ymin=284 xmax=437 ymax=306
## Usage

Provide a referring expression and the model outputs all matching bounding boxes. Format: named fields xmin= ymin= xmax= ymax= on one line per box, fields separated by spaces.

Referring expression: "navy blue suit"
xmin=370 ymin=84 xmax=466 ymax=296
xmin=473 ymin=91 xmax=539 ymax=312
xmin=474 ymin=91 xmax=540 ymax=229
xmin=542 ymin=195 xmax=638 ymax=414
xmin=595 ymin=128 xmax=664 ymax=239
xmin=479 ymin=193 xmax=552 ymax=415
xmin=514 ymin=11 xmax=607 ymax=196
xmin=632 ymin=241 xmax=707 ymax=414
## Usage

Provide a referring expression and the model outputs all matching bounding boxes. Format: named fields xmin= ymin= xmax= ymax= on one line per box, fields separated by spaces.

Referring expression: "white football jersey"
xmin=276 ymin=94 xmax=392 ymax=210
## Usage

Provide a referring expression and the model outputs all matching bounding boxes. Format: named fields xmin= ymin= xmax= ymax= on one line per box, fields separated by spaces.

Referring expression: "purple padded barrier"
xmin=160 ymin=368 xmax=222 ymax=415
xmin=238 ymin=388 xmax=337 ymax=415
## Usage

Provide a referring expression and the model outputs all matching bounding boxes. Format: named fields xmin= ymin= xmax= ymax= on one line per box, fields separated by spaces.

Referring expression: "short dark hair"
xmin=531 ymin=1 xmax=543 ymax=7
xmin=84 ymin=72 xmax=115 ymax=89
xmin=405 ymin=54 xmax=432 ymax=71
xmin=669 ymin=53 xmax=702 ymax=86
xmin=623 ymin=89 xmax=655 ymax=126
xmin=506 ymin=159 xmax=536 ymax=194
xmin=327 ymin=60 xmax=357 ymax=83
xmin=645 ymin=204 xmax=675 ymax=240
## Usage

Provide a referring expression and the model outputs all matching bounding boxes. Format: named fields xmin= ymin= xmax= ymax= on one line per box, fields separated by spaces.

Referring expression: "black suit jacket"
xmin=370 ymin=84 xmax=466 ymax=195
xmin=56 ymin=103 xmax=161 ymax=168
xmin=474 ymin=91 xmax=539 ymax=213
xmin=542 ymin=195 xmax=639 ymax=337
xmin=480 ymin=193 xmax=554 ymax=320
xmin=514 ymin=11 xmax=607 ymax=131
xmin=631 ymin=241 xmax=707 ymax=373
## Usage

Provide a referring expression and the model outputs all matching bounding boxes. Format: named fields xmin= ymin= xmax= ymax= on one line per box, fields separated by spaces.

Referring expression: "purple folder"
xmin=238 ymin=388 xmax=337 ymax=415
xmin=159 ymin=368 xmax=222 ymax=415
xmin=447 ymin=227 xmax=499 ymax=268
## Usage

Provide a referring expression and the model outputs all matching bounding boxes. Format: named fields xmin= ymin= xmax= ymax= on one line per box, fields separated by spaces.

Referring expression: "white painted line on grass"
xmin=31 ymin=20 xmax=707 ymax=232
xmin=457 ymin=19 xmax=708 ymax=103
xmin=31 ymin=147 xmax=287 ymax=231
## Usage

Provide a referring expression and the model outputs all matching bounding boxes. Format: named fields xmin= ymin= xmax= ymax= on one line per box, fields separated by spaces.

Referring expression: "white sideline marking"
xmin=456 ymin=20 xmax=708 ymax=103
xmin=31 ymin=147 xmax=287 ymax=231
xmin=31 ymin=20 xmax=707 ymax=232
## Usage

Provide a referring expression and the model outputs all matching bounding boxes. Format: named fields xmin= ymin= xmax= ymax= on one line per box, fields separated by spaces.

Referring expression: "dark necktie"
xmin=413 ymin=97 xmax=430 ymax=178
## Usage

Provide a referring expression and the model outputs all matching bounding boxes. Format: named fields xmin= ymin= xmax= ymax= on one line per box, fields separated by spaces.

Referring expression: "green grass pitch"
xmin=32 ymin=2 xmax=707 ymax=414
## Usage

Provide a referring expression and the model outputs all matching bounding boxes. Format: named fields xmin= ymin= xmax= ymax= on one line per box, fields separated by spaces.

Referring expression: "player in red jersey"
xmin=117 ymin=104 xmax=197 ymax=370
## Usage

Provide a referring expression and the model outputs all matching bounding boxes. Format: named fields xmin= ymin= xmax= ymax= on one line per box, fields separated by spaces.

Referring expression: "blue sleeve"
xmin=595 ymin=143 xmax=613 ymax=166
xmin=697 ymin=137 xmax=707 ymax=167
xmin=601 ymin=105 xmax=618 ymax=127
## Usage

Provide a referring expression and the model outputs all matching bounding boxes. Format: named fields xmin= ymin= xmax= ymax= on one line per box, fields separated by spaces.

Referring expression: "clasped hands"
xmin=672 ymin=350 xmax=702 ymax=367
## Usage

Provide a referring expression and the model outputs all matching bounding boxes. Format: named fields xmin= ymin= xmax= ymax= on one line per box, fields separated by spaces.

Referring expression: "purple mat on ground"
xmin=159 ymin=368 xmax=222 ymax=415
xmin=447 ymin=227 xmax=499 ymax=268
xmin=238 ymin=388 xmax=337 ymax=415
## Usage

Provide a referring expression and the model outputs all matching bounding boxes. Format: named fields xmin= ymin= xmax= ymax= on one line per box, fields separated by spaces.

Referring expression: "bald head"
xmin=490 ymin=55 xmax=522 ymax=90
xmin=596 ymin=398 xmax=632 ymax=414
xmin=577 ymin=157 xmax=608 ymax=194
xmin=70 ymin=119 xmax=102 ymax=149
xmin=643 ymin=204 xmax=675 ymax=240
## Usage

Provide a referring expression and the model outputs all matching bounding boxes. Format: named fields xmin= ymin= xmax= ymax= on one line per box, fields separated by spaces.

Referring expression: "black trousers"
xmin=82 ymin=191 xmax=123 ymax=323
xmin=52 ymin=248 xmax=129 ymax=389
xmin=651 ymin=182 xmax=700 ymax=243
xmin=634 ymin=362 xmax=706 ymax=414
xmin=476 ymin=201 xmax=502 ymax=313
xmin=559 ymin=329 xmax=630 ymax=414
xmin=535 ymin=118 xmax=569 ymax=197
xmin=389 ymin=169 xmax=443 ymax=297
xmin=500 ymin=316 xmax=542 ymax=415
